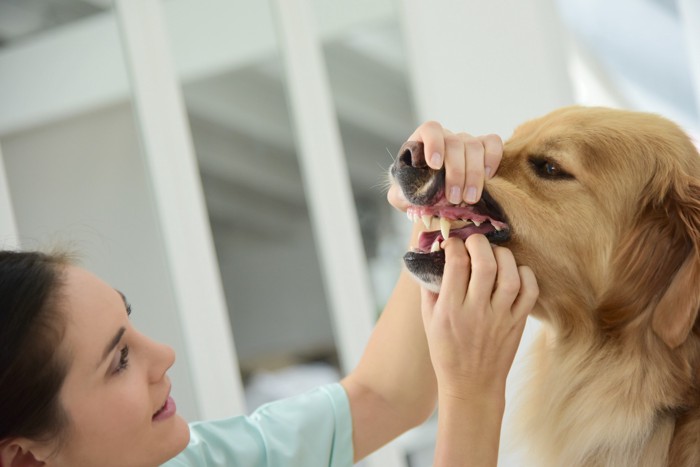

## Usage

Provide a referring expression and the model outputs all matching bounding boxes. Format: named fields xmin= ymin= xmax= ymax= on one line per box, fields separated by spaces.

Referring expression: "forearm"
xmin=433 ymin=392 xmax=505 ymax=467
xmin=341 ymin=228 xmax=437 ymax=460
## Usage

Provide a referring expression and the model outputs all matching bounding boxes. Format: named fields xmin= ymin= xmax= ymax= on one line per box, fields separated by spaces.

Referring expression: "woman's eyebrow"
xmin=115 ymin=289 xmax=132 ymax=316
xmin=100 ymin=326 xmax=126 ymax=367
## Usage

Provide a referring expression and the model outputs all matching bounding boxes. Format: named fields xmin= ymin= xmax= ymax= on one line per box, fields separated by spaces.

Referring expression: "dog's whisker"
xmin=371 ymin=177 xmax=394 ymax=193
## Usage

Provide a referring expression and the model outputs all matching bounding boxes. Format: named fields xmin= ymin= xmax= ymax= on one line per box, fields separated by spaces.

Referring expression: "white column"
xmin=114 ymin=0 xmax=245 ymax=418
xmin=0 ymin=142 xmax=18 ymax=249
xmin=679 ymin=0 xmax=700 ymax=123
xmin=270 ymin=0 xmax=406 ymax=465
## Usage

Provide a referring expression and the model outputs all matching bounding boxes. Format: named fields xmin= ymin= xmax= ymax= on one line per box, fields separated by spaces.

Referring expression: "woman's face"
xmin=45 ymin=266 xmax=190 ymax=466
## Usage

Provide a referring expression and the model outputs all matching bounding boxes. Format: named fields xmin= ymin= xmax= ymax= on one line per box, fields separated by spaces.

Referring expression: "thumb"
xmin=420 ymin=286 xmax=438 ymax=329
xmin=387 ymin=185 xmax=410 ymax=211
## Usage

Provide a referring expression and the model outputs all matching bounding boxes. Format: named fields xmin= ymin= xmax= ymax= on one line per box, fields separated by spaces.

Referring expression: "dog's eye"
xmin=529 ymin=156 xmax=573 ymax=180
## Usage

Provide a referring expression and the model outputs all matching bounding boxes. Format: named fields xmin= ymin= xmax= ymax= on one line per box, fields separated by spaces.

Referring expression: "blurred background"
xmin=0 ymin=0 xmax=698 ymax=465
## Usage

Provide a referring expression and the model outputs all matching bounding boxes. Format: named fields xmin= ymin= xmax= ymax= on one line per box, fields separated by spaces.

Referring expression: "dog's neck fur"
xmin=514 ymin=321 xmax=700 ymax=467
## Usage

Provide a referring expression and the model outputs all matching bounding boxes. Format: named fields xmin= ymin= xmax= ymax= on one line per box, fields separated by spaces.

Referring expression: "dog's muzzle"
xmin=389 ymin=141 xmax=511 ymax=291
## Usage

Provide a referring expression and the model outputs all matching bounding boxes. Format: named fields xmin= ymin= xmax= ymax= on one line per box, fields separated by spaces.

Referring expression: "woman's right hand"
xmin=421 ymin=234 xmax=538 ymax=398
xmin=421 ymin=235 xmax=538 ymax=466
xmin=388 ymin=121 xmax=504 ymax=211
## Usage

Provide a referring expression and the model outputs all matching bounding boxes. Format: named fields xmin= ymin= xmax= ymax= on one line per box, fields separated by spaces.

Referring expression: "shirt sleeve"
xmin=162 ymin=383 xmax=354 ymax=467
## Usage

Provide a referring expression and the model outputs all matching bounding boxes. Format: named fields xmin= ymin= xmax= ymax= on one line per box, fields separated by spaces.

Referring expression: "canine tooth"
xmin=422 ymin=215 xmax=432 ymax=228
xmin=472 ymin=219 xmax=482 ymax=227
xmin=407 ymin=211 xmax=413 ymax=221
xmin=440 ymin=217 xmax=451 ymax=239
xmin=430 ymin=239 xmax=441 ymax=252
xmin=494 ymin=224 xmax=502 ymax=231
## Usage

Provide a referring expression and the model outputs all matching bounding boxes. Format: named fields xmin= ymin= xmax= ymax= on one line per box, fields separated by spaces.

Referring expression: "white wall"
xmin=399 ymin=0 xmax=573 ymax=137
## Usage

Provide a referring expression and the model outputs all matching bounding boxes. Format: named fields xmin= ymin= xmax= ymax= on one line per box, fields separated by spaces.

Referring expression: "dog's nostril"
xmin=397 ymin=141 xmax=427 ymax=168
xmin=399 ymin=148 xmax=413 ymax=167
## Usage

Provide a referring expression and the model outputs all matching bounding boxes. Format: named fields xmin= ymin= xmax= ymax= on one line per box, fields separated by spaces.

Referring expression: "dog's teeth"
xmin=422 ymin=215 xmax=432 ymax=228
xmin=430 ymin=239 xmax=441 ymax=252
xmin=440 ymin=217 xmax=451 ymax=240
xmin=407 ymin=211 xmax=413 ymax=221
xmin=472 ymin=219 xmax=482 ymax=227
xmin=494 ymin=223 xmax=502 ymax=231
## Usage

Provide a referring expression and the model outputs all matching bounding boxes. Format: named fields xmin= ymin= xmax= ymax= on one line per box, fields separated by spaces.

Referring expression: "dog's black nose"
xmin=397 ymin=141 xmax=428 ymax=169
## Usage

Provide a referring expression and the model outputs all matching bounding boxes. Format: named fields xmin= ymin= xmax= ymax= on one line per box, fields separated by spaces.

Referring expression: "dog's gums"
xmin=401 ymin=197 xmax=510 ymax=292
xmin=406 ymin=204 xmax=510 ymax=252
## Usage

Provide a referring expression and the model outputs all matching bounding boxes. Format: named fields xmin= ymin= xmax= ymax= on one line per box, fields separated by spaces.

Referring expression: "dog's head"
xmin=390 ymin=106 xmax=700 ymax=348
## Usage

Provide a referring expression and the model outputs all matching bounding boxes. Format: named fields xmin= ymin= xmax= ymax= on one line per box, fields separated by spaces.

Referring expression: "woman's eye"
xmin=114 ymin=346 xmax=130 ymax=374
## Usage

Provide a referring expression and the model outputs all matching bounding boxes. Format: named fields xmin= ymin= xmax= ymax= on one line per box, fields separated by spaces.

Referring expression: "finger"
xmin=478 ymin=134 xmax=503 ymax=179
xmin=409 ymin=121 xmax=446 ymax=170
xmin=463 ymin=136 xmax=486 ymax=204
xmin=438 ymin=237 xmax=472 ymax=303
xmin=444 ymin=134 xmax=466 ymax=204
xmin=490 ymin=246 xmax=522 ymax=313
xmin=511 ymin=265 xmax=539 ymax=322
xmin=420 ymin=286 xmax=438 ymax=327
xmin=387 ymin=184 xmax=410 ymax=211
xmin=463 ymin=235 xmax=498 ymax=310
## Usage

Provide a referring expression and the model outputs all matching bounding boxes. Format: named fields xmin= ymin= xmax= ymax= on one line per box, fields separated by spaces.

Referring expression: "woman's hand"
xmin=388 ymin=121 xmax=503 ymax=210
xmin=422 ymin=234 xmax=538 ymax=398
xmin=422 ymin=235 xmax=539 ymax=467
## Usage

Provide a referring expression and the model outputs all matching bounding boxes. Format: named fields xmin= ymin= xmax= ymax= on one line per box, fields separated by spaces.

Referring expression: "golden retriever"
xmin=390 ymin=106 xmax=700 ymax=466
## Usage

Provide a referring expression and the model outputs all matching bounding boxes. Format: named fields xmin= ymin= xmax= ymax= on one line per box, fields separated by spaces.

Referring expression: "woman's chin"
xmin=160 ymin=414 xmax=191 ymax=461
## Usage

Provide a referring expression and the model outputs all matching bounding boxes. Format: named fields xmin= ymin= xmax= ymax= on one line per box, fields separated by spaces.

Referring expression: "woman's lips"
xmin=152 ymin=395 xmax=176 ymax=422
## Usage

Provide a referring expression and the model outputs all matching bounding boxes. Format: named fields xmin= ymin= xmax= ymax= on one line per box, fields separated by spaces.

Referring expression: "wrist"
xmin=438 ymin=387 xmax=505 ymax=413
xmin=435 ymin=373 xmax=507 ymax=404
xmin=433 ymin=387 xmax=505 ymax=467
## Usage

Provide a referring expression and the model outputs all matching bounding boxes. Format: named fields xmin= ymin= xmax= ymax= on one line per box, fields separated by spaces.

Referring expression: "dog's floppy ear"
xmin=651 ymin=181 xmax=700 ymax=349
xmin=600 ymin=178 xmax=700 ymax=349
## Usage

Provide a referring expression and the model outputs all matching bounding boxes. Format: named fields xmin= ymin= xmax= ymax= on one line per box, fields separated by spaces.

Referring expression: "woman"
xmin=0 ymin=122 xmax=537 ymax=467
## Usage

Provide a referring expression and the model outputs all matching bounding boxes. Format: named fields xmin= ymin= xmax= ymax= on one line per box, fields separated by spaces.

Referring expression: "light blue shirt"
xmin=163 ymin=383 xmax=353 ymax=467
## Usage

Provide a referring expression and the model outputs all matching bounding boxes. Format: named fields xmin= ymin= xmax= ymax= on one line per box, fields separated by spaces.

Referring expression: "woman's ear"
xmin=0 ymin=439 xmax=49 ymax=467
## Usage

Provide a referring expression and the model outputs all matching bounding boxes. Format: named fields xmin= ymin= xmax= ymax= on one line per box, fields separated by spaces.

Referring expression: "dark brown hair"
xmin=0 ymin=250 xmax=70 ymax=444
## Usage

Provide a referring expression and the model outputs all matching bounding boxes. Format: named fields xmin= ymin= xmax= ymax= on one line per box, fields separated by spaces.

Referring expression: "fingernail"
xmin=430 ymin=152 xmax=442 ymax=167
xmin=466 ymin=187 xmax=477 ymax=203
xmin=449 ymin=186 xmax=461 ymax=204
xmin=485 ymin=166 xmax=492 ymax=178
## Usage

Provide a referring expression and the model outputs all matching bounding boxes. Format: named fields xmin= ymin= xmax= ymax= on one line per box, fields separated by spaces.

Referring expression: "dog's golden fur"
xmin=489 ymin=107 xmax=700 ymax=466
xmin=394 ymin=106 xmax=700 ymax=466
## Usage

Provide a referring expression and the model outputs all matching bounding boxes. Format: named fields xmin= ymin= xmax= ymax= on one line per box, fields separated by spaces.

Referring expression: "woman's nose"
xmin=148 ymin=339 xmax=176 ymax=382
